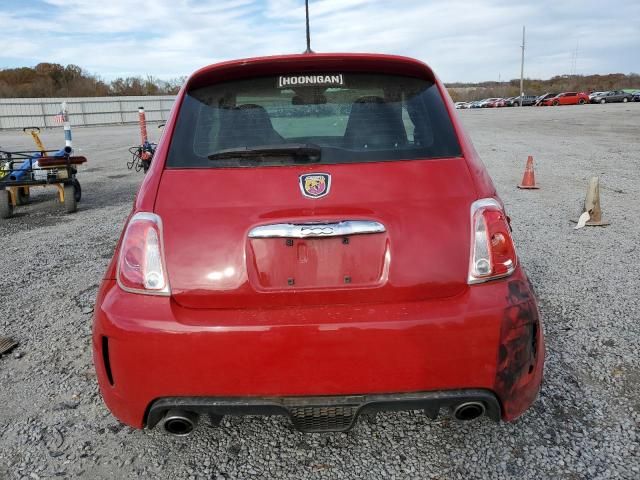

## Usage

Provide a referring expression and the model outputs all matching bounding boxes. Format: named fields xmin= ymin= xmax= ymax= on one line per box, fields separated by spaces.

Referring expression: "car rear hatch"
xmin=156 ymin=159 xmax=475 ymax=309
xmin=154 ymin=58 xmax=475 ymax=309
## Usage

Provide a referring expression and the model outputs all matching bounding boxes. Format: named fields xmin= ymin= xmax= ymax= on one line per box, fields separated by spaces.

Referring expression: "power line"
xmin=569 ymin=39 xmax=580 ymax=76
xmin=519 ymin=25 xmax=525 ymax=105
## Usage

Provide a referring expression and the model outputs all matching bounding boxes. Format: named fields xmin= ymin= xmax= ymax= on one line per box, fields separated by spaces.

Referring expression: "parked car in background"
xmin=535 ymin=93 xmax=559 ymax=106
xmin=633 ymin=91 xmax=640 ymax=102
xmin=588 ymin=91 xmax=607 ymax=102
xmin=590 ymin=90 xmax=634 ymax=104
xmin=541 ymin=92 xmax=589 ymax=106
xmin=468 ymin=100 xmax=483 ymax=108
xmin=479 ymin=98 xmax=502 ymax=108
xmin=509 ymin=95 xmax=537 ymax=107
xmin=454 ymin=102 xmax=469 ymax=109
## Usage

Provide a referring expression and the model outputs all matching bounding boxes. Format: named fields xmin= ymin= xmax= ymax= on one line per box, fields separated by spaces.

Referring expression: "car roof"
xmin=186 ymin=53 xmax=438 ymax=90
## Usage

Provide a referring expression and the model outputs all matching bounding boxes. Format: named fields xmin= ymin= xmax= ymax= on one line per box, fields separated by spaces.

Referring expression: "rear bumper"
xmin=147 ymin=389 xmax=501 ymax=433
xmin=92 ymin=268 xmax=544 ymax=429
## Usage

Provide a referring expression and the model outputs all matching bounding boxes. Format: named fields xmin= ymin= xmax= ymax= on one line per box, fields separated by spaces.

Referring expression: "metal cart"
xmin=0 ymin=148 xmax=86 ymax=219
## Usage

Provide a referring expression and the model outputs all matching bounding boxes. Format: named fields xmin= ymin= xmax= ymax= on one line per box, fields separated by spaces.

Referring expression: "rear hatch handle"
xmin=248 ymin=221 xmax=385 ymax=239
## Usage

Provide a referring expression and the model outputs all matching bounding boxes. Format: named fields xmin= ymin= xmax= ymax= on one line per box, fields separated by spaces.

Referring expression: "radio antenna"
xmin=304 ymin=0 xmax=314 ymax=53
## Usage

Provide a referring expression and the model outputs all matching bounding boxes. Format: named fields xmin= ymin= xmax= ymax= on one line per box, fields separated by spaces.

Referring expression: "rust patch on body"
xmin=495 ymin=279 xmax=542 ymax=419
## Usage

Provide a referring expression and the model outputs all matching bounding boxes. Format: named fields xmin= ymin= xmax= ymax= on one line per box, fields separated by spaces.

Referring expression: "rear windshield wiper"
xmin=208 ymin=143 xmax=321 ymax=163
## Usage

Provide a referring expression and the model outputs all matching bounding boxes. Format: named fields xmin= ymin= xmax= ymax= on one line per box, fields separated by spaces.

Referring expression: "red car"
xmin=93 ymin=53 xmax=545 ymax=435
xmin=542 ymin=92 xmax=589 ymax=106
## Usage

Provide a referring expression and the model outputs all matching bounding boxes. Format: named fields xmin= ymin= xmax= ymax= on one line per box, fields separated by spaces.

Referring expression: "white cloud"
xmin=0 ymin=0 xmax=638 ymax=82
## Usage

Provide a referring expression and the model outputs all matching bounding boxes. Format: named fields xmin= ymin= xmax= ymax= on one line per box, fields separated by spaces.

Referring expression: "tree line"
xmin=0 ymin=63 xmax=638 ymax=100
xmin=0 ymin=63 xmax=184 ymax=98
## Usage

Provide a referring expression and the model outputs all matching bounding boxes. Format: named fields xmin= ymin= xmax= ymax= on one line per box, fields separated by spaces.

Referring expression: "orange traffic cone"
xmin=518 ymin=156 xmax=539 ymax=189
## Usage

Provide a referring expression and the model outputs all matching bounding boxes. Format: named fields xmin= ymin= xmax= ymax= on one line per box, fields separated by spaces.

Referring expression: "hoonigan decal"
xmin=278 ymin=74 xmax=344 ymax=88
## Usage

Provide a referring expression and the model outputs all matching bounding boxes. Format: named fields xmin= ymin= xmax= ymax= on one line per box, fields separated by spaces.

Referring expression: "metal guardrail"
xmin=0 ymin=96 xmax=176 ymax=130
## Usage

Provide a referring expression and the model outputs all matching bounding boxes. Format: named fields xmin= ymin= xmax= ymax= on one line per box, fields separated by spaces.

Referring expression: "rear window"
xmin=167 ymin=73 xmax=461 ymax=168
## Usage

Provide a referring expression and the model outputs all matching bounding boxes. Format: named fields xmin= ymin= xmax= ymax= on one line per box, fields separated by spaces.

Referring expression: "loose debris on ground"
xmin=1 ymin=105 xmax=639 ymax=479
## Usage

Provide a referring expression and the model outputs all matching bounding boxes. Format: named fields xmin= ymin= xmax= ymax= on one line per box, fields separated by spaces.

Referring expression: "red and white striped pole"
xmin=138 ymin=106 xmax=148 ymax=145
xmin=62 ymin=101 xmax=72 ymax=150
xmin=138 ymin=106 xmax=153 ymax=164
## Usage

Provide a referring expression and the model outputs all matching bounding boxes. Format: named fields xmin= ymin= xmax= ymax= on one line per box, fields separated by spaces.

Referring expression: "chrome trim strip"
xmin=248 ymin=220 xmax=386 ymax=239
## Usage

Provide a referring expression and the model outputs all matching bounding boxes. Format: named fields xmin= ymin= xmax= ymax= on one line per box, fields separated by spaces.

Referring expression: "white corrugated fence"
xmin=0 ymin=96 xmax=176 ymax=129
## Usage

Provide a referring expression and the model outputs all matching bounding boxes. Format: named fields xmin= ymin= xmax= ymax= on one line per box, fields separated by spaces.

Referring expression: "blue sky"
xmin=0 ymin=0 xmax=638 ymax=83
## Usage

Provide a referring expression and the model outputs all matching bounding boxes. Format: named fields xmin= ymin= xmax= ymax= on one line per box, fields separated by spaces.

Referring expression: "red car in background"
xmin=541 ymin=92 xmax=589 ymax=106
xmin=93 ymin=53 xmax=545 ymax=435
xmin=481 ymin=98 xmax=504 ymax=108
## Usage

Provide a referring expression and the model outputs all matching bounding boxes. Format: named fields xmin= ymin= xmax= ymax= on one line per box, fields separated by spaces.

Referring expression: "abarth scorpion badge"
xmin=299 ymin=173 xmax=331 ymax=199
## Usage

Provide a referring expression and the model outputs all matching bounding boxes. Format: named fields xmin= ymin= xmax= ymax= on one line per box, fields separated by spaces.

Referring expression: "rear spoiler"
xmin=186 ymin=53 xmax=437 ymax=91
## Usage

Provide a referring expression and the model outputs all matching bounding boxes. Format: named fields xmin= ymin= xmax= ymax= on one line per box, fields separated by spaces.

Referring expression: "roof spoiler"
xmin=185 ymin=53 xmax=437 ymax=91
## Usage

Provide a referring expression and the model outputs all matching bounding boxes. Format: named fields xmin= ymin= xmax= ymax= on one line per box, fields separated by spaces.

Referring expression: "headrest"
xmin=344 ymin=96 xmax=407 ymax=149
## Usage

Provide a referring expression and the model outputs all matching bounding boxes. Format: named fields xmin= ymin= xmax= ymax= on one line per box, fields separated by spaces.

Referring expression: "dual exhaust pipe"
xmin=452 ymin=401 xmax=486 ymax=421
xmin=162 ymin=409 xmax=198 ymax=436
xmin=161 ymin=401 xmax=486 ymax=435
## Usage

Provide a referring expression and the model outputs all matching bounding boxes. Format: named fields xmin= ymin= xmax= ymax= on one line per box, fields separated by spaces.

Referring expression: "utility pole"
xmin=519 ymin=25 xmax=525 ymax=106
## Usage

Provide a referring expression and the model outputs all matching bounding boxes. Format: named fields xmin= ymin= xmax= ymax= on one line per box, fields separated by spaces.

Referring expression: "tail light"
xmin=116 ymin=212 xmax=170 ymax=295
xmin=468 ymin=198 xmax=517 ymax=284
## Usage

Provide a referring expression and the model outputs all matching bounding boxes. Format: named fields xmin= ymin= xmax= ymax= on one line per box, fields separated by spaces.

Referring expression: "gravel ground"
xmin=0 ymin=103 xmax=639 ymax=479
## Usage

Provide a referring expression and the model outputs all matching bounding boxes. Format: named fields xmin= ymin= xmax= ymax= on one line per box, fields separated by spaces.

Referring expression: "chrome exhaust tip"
xmin=162 ymin=409 xmax=198 ymax=436
xmin=453 ymin=401 xmax=486 ymax=421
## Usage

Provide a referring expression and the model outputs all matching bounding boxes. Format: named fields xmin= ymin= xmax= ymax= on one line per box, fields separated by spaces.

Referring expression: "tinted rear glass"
xmin=167 ymin=73 xmax=461 ymax=168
